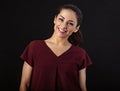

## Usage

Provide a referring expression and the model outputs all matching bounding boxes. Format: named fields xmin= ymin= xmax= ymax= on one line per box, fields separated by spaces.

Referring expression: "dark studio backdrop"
xmin=0 ymin=0 xmax=120 ymax=91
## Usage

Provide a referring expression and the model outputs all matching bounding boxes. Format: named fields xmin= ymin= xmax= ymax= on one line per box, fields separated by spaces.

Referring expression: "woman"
xmin=19 ymin=4 xmax=92 ymax=91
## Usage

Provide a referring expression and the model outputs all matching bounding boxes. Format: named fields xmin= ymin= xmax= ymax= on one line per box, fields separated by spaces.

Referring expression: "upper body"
xmin=19 ymin=4 xmax=92 ymax=91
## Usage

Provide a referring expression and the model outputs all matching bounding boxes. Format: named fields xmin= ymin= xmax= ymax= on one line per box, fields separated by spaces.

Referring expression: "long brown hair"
xmin=55 ymin=4 xmax=83 ymax=47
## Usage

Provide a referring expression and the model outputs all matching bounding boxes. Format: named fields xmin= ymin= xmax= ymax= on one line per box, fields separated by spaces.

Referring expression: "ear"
xmin=54 ymin=16 xmax=57 ymax=24
xmin=74 ymin=25 xmax=80 ymax=33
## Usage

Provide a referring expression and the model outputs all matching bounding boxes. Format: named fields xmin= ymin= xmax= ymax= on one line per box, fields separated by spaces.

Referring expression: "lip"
xmin=58 ymin=28 xmax=67 ymax=34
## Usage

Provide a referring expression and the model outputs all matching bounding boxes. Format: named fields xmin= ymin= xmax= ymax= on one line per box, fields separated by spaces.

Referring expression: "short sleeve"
xmin=79 ymin=50 xmax=92 ymax=70
xmin=20 ymin=41 xmax=34 ymax=67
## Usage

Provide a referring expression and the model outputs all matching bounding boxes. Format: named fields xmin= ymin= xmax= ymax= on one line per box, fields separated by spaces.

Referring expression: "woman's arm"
xmin=19 ymin=61 xmax=32 ymax=91
xmin=79 ymin=68 xmax=87 ymax=91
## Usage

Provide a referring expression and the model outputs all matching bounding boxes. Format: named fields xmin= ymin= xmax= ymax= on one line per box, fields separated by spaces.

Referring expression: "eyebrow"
xmin=59 ymin=15 xmax=75 ymax=23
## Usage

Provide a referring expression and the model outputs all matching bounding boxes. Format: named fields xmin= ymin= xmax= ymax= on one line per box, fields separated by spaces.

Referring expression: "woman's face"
xmin=54 ymin=9 xmax=79 ymax=39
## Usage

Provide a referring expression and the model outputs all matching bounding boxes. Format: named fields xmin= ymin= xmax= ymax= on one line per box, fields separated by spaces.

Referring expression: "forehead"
xmin=58 ymin=9 xmax=77 ymax=22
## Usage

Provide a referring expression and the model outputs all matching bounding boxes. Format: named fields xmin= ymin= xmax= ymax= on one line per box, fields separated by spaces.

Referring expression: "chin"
xmin=55 ymin=33 xmax=67 ymax=39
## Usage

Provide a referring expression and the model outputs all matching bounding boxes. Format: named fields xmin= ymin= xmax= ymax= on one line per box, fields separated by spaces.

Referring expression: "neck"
xmin=48 ymin=35 xmax=70 ymax=46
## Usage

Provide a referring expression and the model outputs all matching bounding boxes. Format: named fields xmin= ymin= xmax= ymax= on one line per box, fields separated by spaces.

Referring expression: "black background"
xmin=0 ymin=0 xmax=120 ymax=91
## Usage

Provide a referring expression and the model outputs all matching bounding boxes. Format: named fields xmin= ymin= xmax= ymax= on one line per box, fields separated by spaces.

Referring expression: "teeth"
xmin=59 ymin=29 xmax=66 ymax=32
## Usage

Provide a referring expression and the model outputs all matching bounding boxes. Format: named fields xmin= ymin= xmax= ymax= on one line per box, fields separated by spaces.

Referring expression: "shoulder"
xmin=72 ymin=45 xmax=92 ymax=65
xmin=26 ymin=40 xmax=44 ymax=49
xmin=72 ymin=45 xmax=90 ymax=58
xmin=24 ymin=40 xmax=45 ymax=52
xmin=29 ymin=40 xmax=44 ymax=45
xmin=72 ymin=45 xmax=87 ymax=54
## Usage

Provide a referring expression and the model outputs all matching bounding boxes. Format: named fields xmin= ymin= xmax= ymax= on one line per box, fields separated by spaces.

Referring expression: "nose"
xmin=61 ymin=22 xmax=67 ymax=29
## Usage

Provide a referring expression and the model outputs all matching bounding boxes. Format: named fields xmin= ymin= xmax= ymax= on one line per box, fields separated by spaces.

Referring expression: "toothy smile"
xmin=58 ymin=28 xmax=67 ymax=33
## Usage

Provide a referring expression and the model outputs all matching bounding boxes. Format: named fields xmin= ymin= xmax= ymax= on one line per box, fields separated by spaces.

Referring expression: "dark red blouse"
xmin=20 ymin=40 xmax=92 ymax=91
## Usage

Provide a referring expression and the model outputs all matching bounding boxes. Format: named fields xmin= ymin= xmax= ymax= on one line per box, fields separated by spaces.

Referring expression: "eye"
xmin=68 ymin=22 xmax=74 ymax=26
xmin=58 ymin=18 xmax=64 ymax=22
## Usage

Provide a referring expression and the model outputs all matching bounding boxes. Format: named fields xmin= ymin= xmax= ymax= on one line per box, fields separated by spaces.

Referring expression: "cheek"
xmin=54 ymin=21 xmax=60 ymax=27
xmin=69 ymin=27 xmax=76 ymax=33
xmin=67 ymin=29 xmax=75 ymax=36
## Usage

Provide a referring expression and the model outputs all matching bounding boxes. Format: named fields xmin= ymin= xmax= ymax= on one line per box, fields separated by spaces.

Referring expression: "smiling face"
xmin=53 ymin=9 xmax=80 ymax=39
